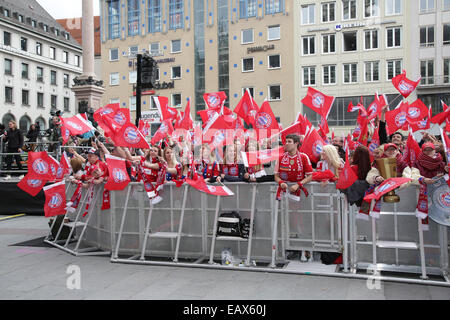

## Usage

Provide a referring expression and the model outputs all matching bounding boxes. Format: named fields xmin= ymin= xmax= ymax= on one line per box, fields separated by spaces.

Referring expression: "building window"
xmin=322 ymin=34 xmax=336 ymax=53
xmin=3 ymin=31 xmax=11 ymax=46
xmin=343 ymin=31 xmax=357 ymax=51
xmin=18 ymin=15 xmax=24 ymax=23
xmin=21 ymin=63 xmax=29 ymax=79
xmin=364 ymin=0 xmax=379 ymax=18
xmin=302 ymin=36 xmax=315 ymax=55
xmin=3 ymin=9 xmax=10 ymax=17
xmin=31 ymin=20 xmax=37 ymax=28
xmin=110 ymin=98 xmax=120 ymax=104
xmin=239 ymin=0 xmax=257 ymax=18
xmin=386 ymin=27 xmax=402 ymax=48
xmin=150 ymin=42 xmax=160 ymax=55
xmin=54 ymin=29 xmax=60 ymax=37
xmin=64 ymin=74 xmax=69 ymax=87
xmin=22 ymin=90 xmax=29 ymax=105
xmin=343 ymin=63 xmax=357 ymax=83
xmin=241 ymin=28 xmax=254 ymax=44
xmin=387 ymin=59 xmax=402 ymax=80
xmin=242 ymin=57 xmax=254 ymax=72
xmin=342 ymin=0 xmax=356 ymax=20
xmin=51 ymin=95 xmax=57 ymax=108
xmin=444 ymin=24 xmax=450 ymax=45
xmin=128 ymin=0 xmax=140 ymax=36
xmin=172 ymin=93 xmax=182 ymax=107
xmin=37 ymin=92 xmax=44 ymax=108
xmin=268 ymin=55 xmax=281 ymax=69
xmin=364 ymin=29 xmax=378 ymax=50
xmin=109 ymin=48 xmax=119 ymax=61
xmin=110 ymin=73 xmax=119 ymax=86
xmin=5 ymin=87 xmax=13 ymax=103
xmin=20 ymin=37 xmax=27 ymax=51
xmin=365 ymin=61 xmax=379 ymax=82
xmin=171 ymin=39 xmax=181 ymax=53
xmin=266 ymin=0 xmax=283 ymax=15
xmin=444 ymin=59 xmax=450 ymax=83
xmin=386 ymin=0 xmax=401 ymax=15
xmin=268 ymin=25 xmax=280 ymax=41
xmin=323 ymin=65 xmax=336 ymax=85
xmin=148 ymin=0 xmax=162 ymax=33
xmin=64 ymin=97 xmax=70 ymax=112
xmin=420 ymin=60 xmax=434 ymax=85
xmin=171 ymin=66 xmax=182 ymax=79
xmin=50 ymin=47 xmax=56 ymax=60
xmin=43 ymin=24 xmax=48 ymax=32
xmin=129 ymin=96 xmax=136 ymax=111
xmin=129 ymin=71 xmax=137 ymax=84
xmin=63 ymin=51 xmax=69 ymax=63
xmin=301 ymin=4 xmax=315 ymax=25
xmin=420 ymin=0 xmax=435 ymax=13
xmin=75 ymin=55 xmax=81 ymax=67
xmin=420 ymin=26 xmax=434 ymax=47
xmin=37 ymin=67 xmax=43 ymax=82
xmin=445 ymin=0 xmax=450 ymax=10
xmin=64 ymin=33 xmax=70 ymax=40
xmin=4 ymin=59 xmax=12 ymax=75
xmin=322 ymin=2 xmax=335 ymax=23
xmin=51 ymin=70 xmax=57 ymax=85
xmin=36 ymin=42 xmax=42 ymax=55
xmin=303 ymin=66 xmax=316 ymax=86
xmin=108 ymin=0 xmax=121 ymax=39
xmin=268 ymin=85 xmax=281 ymax=101
xmin=169 ymin=0 xmax=183 ymax=30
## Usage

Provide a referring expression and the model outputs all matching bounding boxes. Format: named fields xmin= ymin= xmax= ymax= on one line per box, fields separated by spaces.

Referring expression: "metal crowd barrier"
xmin=44 ymin=180 xmax=450 ymax=287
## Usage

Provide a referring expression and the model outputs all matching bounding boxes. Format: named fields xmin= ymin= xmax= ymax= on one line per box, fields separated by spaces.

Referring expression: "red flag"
xmin=300 ymin=128 xmax=325 ymax=163
xmin=202 ymin=113 xmax=233 ymax=151
xmin=367 ymin=93 xmax=387 ymax=121
xmin=177 ymin=99 xmax=194 ymax=130
xmin=150 ymin=120 xmax=174 ymax=145
xmin=402 ymin=129 xmax=421 ymax=167
xmin=138 ymin=119 xmax=152 ymax=137
xmin=186 ymin=173 xmax=234 ymax=196
xmin=392 ymin=70 xmax=421 ymax=98
xmin=60 ymin=151 xmax=71 ymax=176
xmin=60 ymin=114 xmax=95 ymax=136
xmin=319 ymin=115 xmax=329 ymax=135
xmin=93 ymin=103 xmax=120 ymax=137
xmin=368 ymin=127 xmax=380 ymax=161
xmin=345 ymin=134 xmax=357 ymax=152
xmin=43 ymin=181 xmax=66 ymax=218
xmin=241 ymin=146 xmax=283 ymax=167
xmin=301 ymin=87 xmax=334 ymax=119
xmin=60 ymin=122 xmax=70 ymax=145
xmin=409 ymin=106 xmax=431 ymax=132
xmin=234 ymin=89 xmax=259 ymax=126
xmin=406 ymin=99 xmax=429 ymax=123
xmin=440 ymin=127 xmax=450 ymax=165
xmin=336 ymin=151 xmax=358 ymax=189
xmin=153 ymin=96 xmax=178 ymax=121
xmin=347 ymin=97 xmax=367 ymax=117
xmin=364 ymin=178 xmax=412 ymax=202
xmin=113 ymin=122 xmax=150 ymax=149
xmin=356 ymin=113 xmax=369 ymax=146
xmin=385 ymin=102 xmax=409 ymax=135
xmin=280 ymin=122 xmax=303 ymax=145
xmin=295 ymin=113 xmax=310 ymax=135
xmin=104 ymin=155 xmax=130 ymax=191
xmin=254 ymin=100 xmax=279 ymax=140
xmin=431 ymin=101 xmax=450 ymax=125
xmin=17 ymin=174 xmax=46 ymax=196
xmin=203 ymin=91 xmax=227 ymax=109
xmin=27 ymin=151 xmax=55 ymax=180
xmin=47 ymin=154 xmax=64 ymax=181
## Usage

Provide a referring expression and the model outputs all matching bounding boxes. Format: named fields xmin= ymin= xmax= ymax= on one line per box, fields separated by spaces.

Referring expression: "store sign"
xmin=247 ymin=44 xmax=275 ymax=54
xmin=141 ymin=110 xmax=161 ymax=123
xmin=153 ymin=81 xmax=175 ymax=89
xmin=335 ymin=22 xmax=365 ymax=31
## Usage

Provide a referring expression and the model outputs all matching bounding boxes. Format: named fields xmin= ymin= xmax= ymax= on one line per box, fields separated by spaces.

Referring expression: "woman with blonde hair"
xmin=317 ymin=144 xmax=344 ymax=178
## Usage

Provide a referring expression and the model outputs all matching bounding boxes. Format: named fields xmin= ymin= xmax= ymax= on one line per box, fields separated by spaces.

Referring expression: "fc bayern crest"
xmin=398 ymin=80 xmax=414 ymax=94
xmin=312 ymin=141 xmax=323 ymax=157
xmin=208 ymin=94 xmax=221 ymax=108
xmin=67 ymin=121 xmax=82 ymax=131
xmin=312 ymin=93 xmax=324 ymax=108
xmin=56 ymin=167 xmax=64 ymax=179
xmin=208 ymin=186 xmax=216 ymax=192
xmin=428 ymin=178 xmax=450 ymax=226
xmin=27 ymin=179 xmax=42 ymax=188
xmin=408 ymin=107 xmax=420 ymax=119
xmin=368 ymin=142 xmax=379 ymax=153
xmin=255 ymin=112 xmax=272 ymax=129
xmin=395 ymin=112 xmax=407 ymax=127
xmin=418 ymin=200 xmax=428 ymax=211
xmin=32 ymin=159 xmax=49 ymax=175
xmin=101 ymin=108 xmax=114 ymax=116
xmin=112 ymin=168 xmax=127 ymax=183
xmin=376 ymin=182 xmax=394 ymax=194
xmin=368 ymin=104 xmax=377 ymax=116
xmin=114 ymin=112 xmax=127 ymax=125
xmin=159 ymin=122 xmax=168 ymax=133
xmin=49 ymin=193 xmax=63 ymax=209
xmin=124 ymin=127 xmax=141 ymax=144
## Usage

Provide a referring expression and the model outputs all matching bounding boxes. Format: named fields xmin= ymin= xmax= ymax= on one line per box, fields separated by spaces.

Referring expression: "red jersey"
xmin=276 ymin=152 xmax=313 ymax=182
xmin=197 ymin=160 xmax=221 ymax=179
xmin=82 ymin=160 xmax=108 ymax=181
xmin=140 ymin=156 xmax=162 ymax=182
xmin=222 ymin=164 xmax=240 ymax=177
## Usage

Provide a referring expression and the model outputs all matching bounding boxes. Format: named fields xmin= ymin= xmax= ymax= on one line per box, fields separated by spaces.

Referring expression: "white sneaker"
xmin=4 ymin=175 xmax=11 ymax=180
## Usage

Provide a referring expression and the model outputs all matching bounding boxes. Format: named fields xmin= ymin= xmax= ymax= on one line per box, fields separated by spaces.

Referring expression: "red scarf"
xmin=415 ymin=152 xmax=444 ymax=178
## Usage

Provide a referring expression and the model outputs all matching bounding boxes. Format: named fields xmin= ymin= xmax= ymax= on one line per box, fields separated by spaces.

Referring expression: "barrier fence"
xmin=44 ymin=181 xmax=450 ymax=287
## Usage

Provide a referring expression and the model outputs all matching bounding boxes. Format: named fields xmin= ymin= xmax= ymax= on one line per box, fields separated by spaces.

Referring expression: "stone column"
xmin=81 ymin=0 xmax=96 ymax=79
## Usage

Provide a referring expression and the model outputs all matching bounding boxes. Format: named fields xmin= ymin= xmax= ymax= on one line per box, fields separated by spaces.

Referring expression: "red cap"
xmin=422 ymin=142 xmax=435 ymax=151
xmin=383 ymin=143 xmax=398 ymax=151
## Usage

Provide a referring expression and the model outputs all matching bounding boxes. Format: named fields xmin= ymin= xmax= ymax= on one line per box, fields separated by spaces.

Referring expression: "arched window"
xmin=2 ymin=113 xmax=16 ymax=128
xmin=19 ymin=115 xmax=32 ymax=132
xmin=35 ymin=117 xmax=46 ymax=130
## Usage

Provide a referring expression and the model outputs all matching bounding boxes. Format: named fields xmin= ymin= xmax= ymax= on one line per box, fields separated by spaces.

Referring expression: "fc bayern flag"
xmin=392 ymin=70 xmax=421 ymax=98
xmin=153 ymin=96 xmax=178 ymax=121
xmin=241 ymin=146 xmax=283 ymax=167
xmin=440 ymin=127 xmax=450 ymax=166
xmin=60 ymin=151 xmax=71 ymax=176
xmin=114 ymin=122 xmax=150 ymax=149
xmin=299 ymin=128 xmax=325 ymax=163
xmin=280 ymin=122 xmax=303 ymax=145
xmin=203 ymin=91 xmax=227 ymax=109
xmin=60 ymin=114 xmax=96 ymax=136
xmin=409 ymin=106 xmax=431 ymax=132
xmin=177 ymin=99 xmax=194 ymax=131
xmin=336 ymin=151 xmax=358 ymax=189
xmin=385 ymin=101 xmax=409 ymax=135
xmin=254 ymin=100 xmax=279 ymax=140
xmin=104 ymin=155 xmax=130 ymax=191
xmin=47 ymin=154 xmax=63 ymax=181
xmin=234 ymin=89 xmax=259 ymax=126
xmin=431 ymin=101 xmax=450 ymax=129
xmin=27 ymin=151 xmax=55 ymax=180
xmin=93 ymin=103 xmax=120 ymax=137
xmin=406 ymin=99 xmax=429 ymax=123
xmin=150 ymin=120 xmax=174 ymax=145
xmin=138 ymin=119 xmax=152 ymax=137
xmin=43 ymin=181 xmax=66 ymax=218
xmin=367 ymin=127 xmax=380 ymax=160
xmin=301 ymin=87 xmax=334 ymax=119
xmin=402 ymin=129 xmax=421 ymax=167
xmin=347 ymin=97 xmax=367 ymax=117
xmin=60 ymin=122 xmax=71 ymax=145
xmin=295 ymin=113 xmax=310 ymax=135
xmin=17 ymin=174 xmax=46 ymax=196
xmin=186 ymin=173 xmax=234 ymax=196
xmin=367 ymin=93 xmax=387 ymax=121
xmin=202 ymin=113 xmax=233 ymax=151
xmin=364 ymin=178 xmax=412 ymax=202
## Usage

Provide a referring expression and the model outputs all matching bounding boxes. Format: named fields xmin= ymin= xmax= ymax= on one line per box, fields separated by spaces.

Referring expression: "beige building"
xmin=99 ymin=0 xmax=292 ymax=133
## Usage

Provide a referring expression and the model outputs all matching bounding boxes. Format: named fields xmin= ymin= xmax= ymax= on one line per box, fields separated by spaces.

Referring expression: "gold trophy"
xmin=375 ymin=158 xmax=400 ymax=203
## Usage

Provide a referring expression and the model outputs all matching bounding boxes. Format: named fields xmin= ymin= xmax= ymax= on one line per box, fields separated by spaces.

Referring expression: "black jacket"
xmin=4 ymin=128 xmax=24 ymax=149
xmin=26 ymin=128 xmax=39 ymax=142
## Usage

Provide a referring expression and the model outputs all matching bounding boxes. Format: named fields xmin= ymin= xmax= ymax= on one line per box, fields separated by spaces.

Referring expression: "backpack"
xmin=217 ymin=211 xmax=242 ymax=237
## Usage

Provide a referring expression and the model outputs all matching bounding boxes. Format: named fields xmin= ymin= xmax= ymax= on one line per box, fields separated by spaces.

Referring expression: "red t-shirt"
xmin=276 ymin=152 xmax=313 ymax=182
xmin=223 ymin=164 xmax=240 ymax=177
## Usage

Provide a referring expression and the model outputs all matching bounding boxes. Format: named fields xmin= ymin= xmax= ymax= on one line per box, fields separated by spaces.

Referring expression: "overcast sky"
xmin=37 ymin=0 xmax=100 ymax=19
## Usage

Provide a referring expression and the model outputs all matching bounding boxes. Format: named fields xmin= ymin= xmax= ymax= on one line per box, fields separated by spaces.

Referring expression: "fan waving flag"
xmin=392 ymin=70 xmax=421 ymax=98
xmin=254 ymin=100 xmax=280 ymax=140
xmin=203 ymin=91 xmax=227 ymax=109
xmin=301 ymin=87 xmax=334 ymax=119
xmin=336 ymin=151 xmax=358 ymax=190
xmin=114 ymin=122 xmax=150 ymax=149
xmin=153 ymin=96 xmax=178 ymax=121
xmin=43 ymin=181 xmax=66 ymax=218
xmin=27 ymin=151 xmax=55 ymax=181
xmin=186 ymin=173 xmax=234 ymax=196
xmin=300 ymin=128 xmax=325 ymax=163
xmin=60 ymin=114 xmax=96 ymax=136
xmin=104 ymin=155 xmax=130 ymax=191
xmin=234 ymin=89 xmax=259 ymax=126
xmin=17 ymin=174 xmax=46 ymax=196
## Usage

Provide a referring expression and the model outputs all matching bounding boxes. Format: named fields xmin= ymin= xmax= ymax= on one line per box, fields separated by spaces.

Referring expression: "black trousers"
xmin=5 ymin=147 xmax=23 ymax=171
